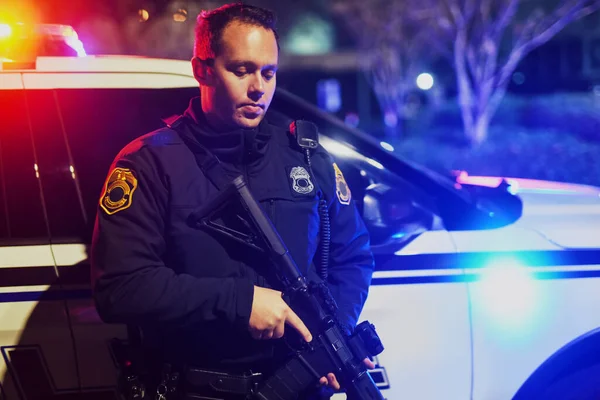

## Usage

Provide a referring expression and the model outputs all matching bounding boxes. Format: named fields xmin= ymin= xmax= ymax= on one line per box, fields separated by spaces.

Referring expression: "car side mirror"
xmin=362 ymin=183 xmax=432 ymax=248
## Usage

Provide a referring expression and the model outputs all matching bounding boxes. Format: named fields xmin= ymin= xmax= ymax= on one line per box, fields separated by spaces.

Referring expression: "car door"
xmin=450 ymin=221 xmax=600 ymax=399
xmin=0 ymin=81 xmax=79 ymax=400
xmin=17 ymin=85 xmax=120 ymax=397
xmin=319 ymin=141 xmax=471 ymax=400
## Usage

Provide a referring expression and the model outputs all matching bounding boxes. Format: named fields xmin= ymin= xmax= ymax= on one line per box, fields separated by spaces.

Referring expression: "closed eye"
xmin=263 ymin=70 xmax=276 ymax=80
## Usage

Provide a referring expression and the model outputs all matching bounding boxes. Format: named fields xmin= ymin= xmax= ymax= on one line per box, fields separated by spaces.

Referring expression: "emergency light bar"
xmin=0 ymin=22 xmax=87 ymax=59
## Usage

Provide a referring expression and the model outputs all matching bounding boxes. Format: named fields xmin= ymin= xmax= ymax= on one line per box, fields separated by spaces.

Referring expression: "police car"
xmin=1 ymin=39 xmax=600 ymax=400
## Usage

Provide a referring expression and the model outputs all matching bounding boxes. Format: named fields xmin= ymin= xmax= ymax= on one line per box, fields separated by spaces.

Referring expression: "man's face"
xmin=196 ymin=22 xmax=278 ymax=131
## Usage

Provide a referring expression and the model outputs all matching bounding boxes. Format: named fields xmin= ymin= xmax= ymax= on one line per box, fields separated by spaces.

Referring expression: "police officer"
xmin=91 ymin=3 xmax=375 ymax=399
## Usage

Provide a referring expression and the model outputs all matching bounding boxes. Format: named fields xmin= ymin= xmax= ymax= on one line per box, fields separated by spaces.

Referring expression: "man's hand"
xmin=249 ymin=286 xmax=313 ymax=342
xmin=319 ymin=358 xmax=376 ymax=390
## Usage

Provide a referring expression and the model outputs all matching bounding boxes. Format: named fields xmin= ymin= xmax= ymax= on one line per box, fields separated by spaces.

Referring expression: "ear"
xmin=192 ymin=57 xmax=212 ymax=85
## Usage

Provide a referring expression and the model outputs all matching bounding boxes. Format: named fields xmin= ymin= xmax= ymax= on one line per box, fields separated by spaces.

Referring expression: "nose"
xmin=248 ymin=72 xmax=265 ymax=100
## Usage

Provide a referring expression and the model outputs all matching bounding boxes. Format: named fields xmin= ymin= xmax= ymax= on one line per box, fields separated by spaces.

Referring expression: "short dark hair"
xmin=193 ymin=2 xmax=279 ymax=59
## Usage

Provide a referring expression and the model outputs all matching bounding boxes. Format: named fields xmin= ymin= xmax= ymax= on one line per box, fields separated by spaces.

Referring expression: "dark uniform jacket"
xmin=91 ymin=97 xmax=374 ymax=372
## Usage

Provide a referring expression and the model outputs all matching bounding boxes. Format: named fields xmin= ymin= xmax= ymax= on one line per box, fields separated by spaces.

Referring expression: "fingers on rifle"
xmin=363 ymin=357 xmax=376 ymax=369
xmin=327 ymin=373 xmax=340 ymax=390
xmin=250 ymin=329 xmax=262 ymax=340
xmin=273 ymin=322 xmax=285 ymax=339
xmin=261 ymin=330 xmax=274 ymax=340
xmin=286 ymin=308 xmax=312 ymax=342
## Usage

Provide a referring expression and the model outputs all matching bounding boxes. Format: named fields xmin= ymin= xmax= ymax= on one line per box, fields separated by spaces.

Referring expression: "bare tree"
xmin=332 ymin=0 xmax=432 ymax=137
xmin=418 ymin=0 xmax=600 ymax=146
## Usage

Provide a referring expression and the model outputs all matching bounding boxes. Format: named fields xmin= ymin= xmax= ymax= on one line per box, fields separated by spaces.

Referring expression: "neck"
xmin=203 ymin=112 xmax=230 ymax=133
xmin=200 ymin=102 xmax=228 ymax=133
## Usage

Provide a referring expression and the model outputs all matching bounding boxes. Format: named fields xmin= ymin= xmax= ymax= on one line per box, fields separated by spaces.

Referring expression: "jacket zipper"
xmin=241 ymin=163 xmax=249 ymax=189
xmin=267 ymin=199 xmax=274 ymax=222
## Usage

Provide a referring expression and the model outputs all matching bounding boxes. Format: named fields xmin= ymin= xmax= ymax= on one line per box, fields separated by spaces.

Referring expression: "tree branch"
xmin=464 ymin=0 xmax=480 ymax=22
xmin=491 ymin=0 xmax=520 ymax=42
xmin=439 ymin=0 xmax=462 ymax=28
xmin=482 ymin=36 xmax=499 ymax=81
xmin=466 ymin=46 xmax=480 ymax=82
xmin=572 ymin=1 xmax=600 ymax=22
xmin=512 ymin=8 xmax=544 ymax=48
xmin=454 ymin=28 xmax=476 ymax=139
xmin=496 ymin=0 xmax=599 ymax=91
xmin=479 ymin=0 xmax=494 ymax=22
xmin=522 ymin=0 xmax=595 ymax=54
xmin=531 ymin=0 xmax=583 ymax=36
xmin=488 ymin=74 xmax=511 ymax=118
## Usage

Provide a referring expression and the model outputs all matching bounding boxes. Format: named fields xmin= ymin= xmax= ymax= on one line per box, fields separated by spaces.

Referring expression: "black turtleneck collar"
xmin=182 ymin=97 xmax=272 ymax=165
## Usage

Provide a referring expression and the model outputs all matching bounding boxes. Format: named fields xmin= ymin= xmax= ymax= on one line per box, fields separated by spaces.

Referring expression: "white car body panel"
xmin=0 ymin=246 xmax=56 ymax=268
xmin=0 ymin=247 xmax=80 ymax=397
xmin=470 ymin=275 xmax=600 ymax=400
xmin=339 ymin=231 xmax=472 ymax=400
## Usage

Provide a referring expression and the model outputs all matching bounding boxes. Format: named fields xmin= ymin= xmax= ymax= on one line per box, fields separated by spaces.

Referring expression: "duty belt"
xmin=183 ymin=367 xmax=263 ymax=399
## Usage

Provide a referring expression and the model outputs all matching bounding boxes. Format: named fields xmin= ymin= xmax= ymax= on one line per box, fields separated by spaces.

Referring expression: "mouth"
xmin=240 ymin=103 xmax=265 ymax=115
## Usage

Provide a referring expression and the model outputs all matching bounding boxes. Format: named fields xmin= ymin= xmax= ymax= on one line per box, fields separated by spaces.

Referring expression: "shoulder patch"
xmin=100 ymin=167 xmax=138 ymax=215
xmin=333 ymin=163 xmax=351 ymax=205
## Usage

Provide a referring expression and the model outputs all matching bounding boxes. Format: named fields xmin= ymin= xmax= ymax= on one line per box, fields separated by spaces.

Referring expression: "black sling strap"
xmin=166 ymin=115 xmax=231 ymax=191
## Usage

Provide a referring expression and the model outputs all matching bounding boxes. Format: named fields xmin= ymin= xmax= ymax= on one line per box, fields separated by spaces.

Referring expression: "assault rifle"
xmin=188 ymin=175 xmax=385 ymax=400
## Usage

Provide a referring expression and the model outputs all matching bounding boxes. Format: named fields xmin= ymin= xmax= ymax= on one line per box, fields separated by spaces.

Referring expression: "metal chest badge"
xmin=333 ymin=163 xmax=351 ymax=205
xmin=100 ymin=167 xmax=138 ymax=215
xmin=289 ymin=166 xmax=315 ymax=195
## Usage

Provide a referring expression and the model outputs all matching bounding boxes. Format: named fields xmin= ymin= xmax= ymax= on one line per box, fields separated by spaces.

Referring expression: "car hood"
xmin=461 ymin=175 xmax=600 ymax=249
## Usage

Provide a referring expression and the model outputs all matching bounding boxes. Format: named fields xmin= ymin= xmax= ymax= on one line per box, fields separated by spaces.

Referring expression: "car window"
xmin=56 ymin=86 xmax=198 ymax=241
xmin=334 ymin=153 xmax=439 ymax=247
xmin=24 ymin=89 xmax=87 ymax=243
xmin=0 ymin=89 xmax=49 ymax=244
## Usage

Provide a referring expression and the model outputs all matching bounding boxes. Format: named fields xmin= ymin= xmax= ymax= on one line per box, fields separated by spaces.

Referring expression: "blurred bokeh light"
xmin=139 ymin=9 xmax=149 ymax=22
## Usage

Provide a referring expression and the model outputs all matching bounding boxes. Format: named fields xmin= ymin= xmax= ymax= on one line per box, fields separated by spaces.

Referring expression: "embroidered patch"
xmin=333 ymin=163 xmax=351 ymax=205
xmin=288 ymin=166 xmax=315 ymax=196
xmin=100 ymin=167 xmax=138 ymax=215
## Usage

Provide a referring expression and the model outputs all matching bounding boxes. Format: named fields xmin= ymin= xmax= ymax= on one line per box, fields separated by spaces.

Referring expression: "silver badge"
xmin=290 ymin=166 xmax=314 ymax=195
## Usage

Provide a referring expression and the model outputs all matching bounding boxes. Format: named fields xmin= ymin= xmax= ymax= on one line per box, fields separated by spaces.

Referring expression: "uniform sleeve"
xmin=90 ymin=148 xmax=254 ymax=330
xmin=314 ymin=150 xmax=375 ymax=333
